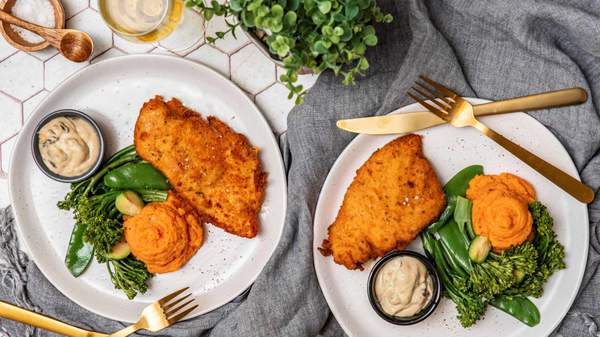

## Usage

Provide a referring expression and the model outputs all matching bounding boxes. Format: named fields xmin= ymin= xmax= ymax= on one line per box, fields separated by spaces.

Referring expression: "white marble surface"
xmin=0 ymin=1 xmax=318 ymax=209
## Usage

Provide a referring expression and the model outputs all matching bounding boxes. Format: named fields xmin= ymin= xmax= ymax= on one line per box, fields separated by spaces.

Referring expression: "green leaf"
xmin=318 ymin=1 xmax=332 ymax=14
xmin=364 ymin=34 xmax=377 ymax=46
xmin=257 ymin=5 xmax=269 ymax=17
xmin=271 ymin=4 xmax=284 ymax=18
xmin=288 ymin=0 xmax=300 ymax=10
xmin=313 ymin=40 xmax=331 ymax=53
xmin=283 ymin=11 xmax=297 ymax=26
xmin=345 ymin=4 xmax=359 ymax=20
xmin=241 ymin=11 xmax=256 ymax=26
xmin=271 ymin=22 xmax=284 ymax=32
xmin=357 ymin=0 xmax=371 ymax=9
xmin=311 ymin=11 xmax=327 ymax=25
xmin=322 ymin=25 xmax=334 ymax=36
xmin=247 ymin=0 xmax=262 ymax=11
xmin=203 ymin=9 xmax=214 ymax=21
xmin=229 ymin=0 xmax=243 ymax=11
xmin=333 ymin=26 xmax=344 ymax=36
xmin=358 ymin=57 xmax=369 ymax=70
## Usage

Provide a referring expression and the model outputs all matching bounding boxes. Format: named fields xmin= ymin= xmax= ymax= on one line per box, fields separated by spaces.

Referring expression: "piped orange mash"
xmin=466 ymin=173 xmax=536 ymax=252
xmin=124 ymin=192 xmax=204 ymax=273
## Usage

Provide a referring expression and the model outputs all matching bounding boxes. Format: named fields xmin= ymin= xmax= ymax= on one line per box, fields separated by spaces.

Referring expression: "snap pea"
xmin=103 ymin=162 xmax=171 ymax=191
xmin=491 ymin=295 xmax=540 ymax=327
xmin=427 ymin=195 xmax=457 ymax=232
xmin=444 ymin=165 xmax=483 ymax=197
xmin=437 ymin=219 xmax=473 ymax=273
xmin=454 ymin=196 xmax=475 ymax=240
xmin=65 ymin=222 xmax=93 ymax=277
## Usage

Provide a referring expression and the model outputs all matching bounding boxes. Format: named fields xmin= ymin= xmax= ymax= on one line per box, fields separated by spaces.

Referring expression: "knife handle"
xmin=474 ymin=87 xmax=588 ymax=115
xmin=0 ymin=300 xmax=108 ymax=337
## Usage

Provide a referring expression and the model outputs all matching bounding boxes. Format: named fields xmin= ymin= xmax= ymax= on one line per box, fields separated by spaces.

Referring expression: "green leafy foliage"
xmin=186 ymin=0 xmax=392 ymax=104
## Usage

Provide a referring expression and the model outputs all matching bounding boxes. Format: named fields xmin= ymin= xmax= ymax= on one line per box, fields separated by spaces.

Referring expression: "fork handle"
xmin=108 ymin=324 xmax=140 ymax=337
xmin=0 ymin=300 xmax=108 ymax=337
xmin=474 ymin=88 xmax=588 ymax=115
xmin=472 ymin=121 xmax=595 ymax=203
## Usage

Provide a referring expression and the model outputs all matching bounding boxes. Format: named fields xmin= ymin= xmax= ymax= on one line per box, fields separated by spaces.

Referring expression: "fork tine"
xmin=165 ymin=299 xmax=195 ymax=318
xmin=407 ymin=92 xmax=449 ymax=121
xmin=419 ymin=75 xmax=459 ymax=98
xmin=167 ymin=304 xmax=199 ymax=324
xmin=158 ymin=287 xmax=189 ymax=305
xmin=161 ymin=293 xmax=192 ymax=312
xmin=414 ymin=81 xmax=454 ymax=107
xmin=412 ymin=84 xmax=452 ymax=109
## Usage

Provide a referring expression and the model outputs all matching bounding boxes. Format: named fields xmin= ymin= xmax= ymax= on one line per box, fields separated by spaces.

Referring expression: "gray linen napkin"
xmin=1 ymin=0 xmax=599 ymax=336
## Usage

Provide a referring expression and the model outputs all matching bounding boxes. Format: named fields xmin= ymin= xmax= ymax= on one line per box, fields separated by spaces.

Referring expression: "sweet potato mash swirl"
xmin=124 ymin=192 xmax=203 ymax=273
xmin=466 ymin=173 xmax=536 ymax=252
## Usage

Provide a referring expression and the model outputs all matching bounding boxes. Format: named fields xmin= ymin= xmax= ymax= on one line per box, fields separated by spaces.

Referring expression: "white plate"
xmin=313 ymin=98 xmax=588 ymax=337
xmin=9 ymin=55 xmax=287 ymax=323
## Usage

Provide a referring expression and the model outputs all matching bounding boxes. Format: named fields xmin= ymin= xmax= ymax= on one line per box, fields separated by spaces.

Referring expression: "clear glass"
xmin=99 ymin=0 xmax=204 ymax=53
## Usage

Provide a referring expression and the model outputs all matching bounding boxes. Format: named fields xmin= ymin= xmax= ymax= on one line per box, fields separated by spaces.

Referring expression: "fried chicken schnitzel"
xmin=134 ymin=96 xmax=266 ymax=238
xmin=319 ymin=134 xmax=445 ymax=270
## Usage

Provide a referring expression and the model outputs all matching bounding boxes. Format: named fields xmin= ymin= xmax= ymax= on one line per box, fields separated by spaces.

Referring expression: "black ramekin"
xmin=31 ymin=109 xmax=105 ymax=183
xmin=367 ymin=250 xmax=441 ymax=325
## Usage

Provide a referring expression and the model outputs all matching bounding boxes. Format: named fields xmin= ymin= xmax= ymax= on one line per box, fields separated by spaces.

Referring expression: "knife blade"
xmin=337 ymin=87 xmax=587 ymax=134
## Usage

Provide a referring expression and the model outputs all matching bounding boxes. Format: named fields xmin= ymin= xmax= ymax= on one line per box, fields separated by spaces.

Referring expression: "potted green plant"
xmin=186 ymin=0 xmax=392 ymax=104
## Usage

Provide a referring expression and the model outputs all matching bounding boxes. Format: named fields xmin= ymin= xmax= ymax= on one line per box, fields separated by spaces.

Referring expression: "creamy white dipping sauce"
xmin=38 ymin=117 xmax=100 ymax=177
xmin=374 ymin=255 xmax=433 ymax=317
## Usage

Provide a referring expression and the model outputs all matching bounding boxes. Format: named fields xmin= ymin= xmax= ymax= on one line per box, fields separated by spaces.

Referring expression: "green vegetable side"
xmin=58 ymin=145 xmax=171 ymax=299
xmin=421 ymin=165 xmax=565 ymax=327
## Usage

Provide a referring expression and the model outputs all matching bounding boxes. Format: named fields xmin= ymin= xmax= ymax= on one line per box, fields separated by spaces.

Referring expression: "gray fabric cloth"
xmin=1 ymin=0 xmax=600 ymax=336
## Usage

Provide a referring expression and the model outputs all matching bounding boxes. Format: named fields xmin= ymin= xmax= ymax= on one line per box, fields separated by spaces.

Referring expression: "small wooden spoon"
xmin=0 ymin=9 xmax=93 ymax=62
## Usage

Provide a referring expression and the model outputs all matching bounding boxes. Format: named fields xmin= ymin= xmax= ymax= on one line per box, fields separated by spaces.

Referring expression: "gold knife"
xmin=337 ymin=87 xmax=587 ymax=134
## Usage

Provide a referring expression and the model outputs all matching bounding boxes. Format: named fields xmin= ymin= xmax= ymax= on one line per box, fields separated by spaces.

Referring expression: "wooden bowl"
xmin=0 ymin=0 xmax=65 ymax=52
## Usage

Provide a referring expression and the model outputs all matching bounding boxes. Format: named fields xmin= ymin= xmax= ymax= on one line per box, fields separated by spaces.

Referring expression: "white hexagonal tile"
xmin=0 ymin=178 xmax=9 ymax=208
xmin=1 ymin=135 xmax=16 ymax=175
xmin=0 ymin=36 xmax=17 ymax=61
xmin=230 ymin=44 xmax=275 ymax=94
xmin=30 ymin=47 xmax=59 ymax=61
xmin=150 ymin=47 xmax=176 ymax=56
xmin=186 ymin=44 xmax=229 ymax=77
xmin=45 ymin=55 xmax=89 ymax=90
xmin=67 ymin=9 xmax=113 ymax=58
xmin=23 ymin=90 xmax=48 ymax=122
xmin=0 ymin=93 xmax=21 ymax=143
xmin=62 ymin=0 xmax=89 ymax=19
xmin=91 ymin=47 xmax=125 ymax=63
xmin=206 ymin=16 xmax=249 ymax=54
xmin=276 ymin=66 xmax=319 ymax=91
xmin=158 ymin=8 xmax=205 ymax=55
xmin=255 ymin=83 xmax=294 ymax=134
xmin=90 ymin=0 xmax=99 ymax=11
xmin=0 ymin=52 xmax=43 ymax=100
xmin=113 ymin=34 xmax=155 ymax=54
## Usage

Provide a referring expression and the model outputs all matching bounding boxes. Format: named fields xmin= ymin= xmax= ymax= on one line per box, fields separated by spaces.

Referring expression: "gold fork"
xmin=0 ymin=287 xmax=197 ymax=337
xmin=408 ymin=75 xmax=595 ymax=204
xmin=108 ymin=287 xmax=198 ymax=337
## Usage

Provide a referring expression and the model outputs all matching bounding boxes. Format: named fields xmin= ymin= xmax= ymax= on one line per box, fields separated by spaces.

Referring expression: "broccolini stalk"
xmin=503 ymin=202 xmax=565 ymax=298
xmin=107 ymin=256 xmax=153 ymax=300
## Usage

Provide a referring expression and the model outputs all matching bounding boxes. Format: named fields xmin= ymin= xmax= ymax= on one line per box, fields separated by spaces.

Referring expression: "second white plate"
xmin=313 ymin=98 xmax=588 ymax=337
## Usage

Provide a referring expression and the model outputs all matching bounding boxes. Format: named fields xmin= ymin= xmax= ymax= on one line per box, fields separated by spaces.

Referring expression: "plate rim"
xmin=312 ymin=98 xmax=589 ymax=337
xmin=8 ymin=54 xmax=288 ymax=322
